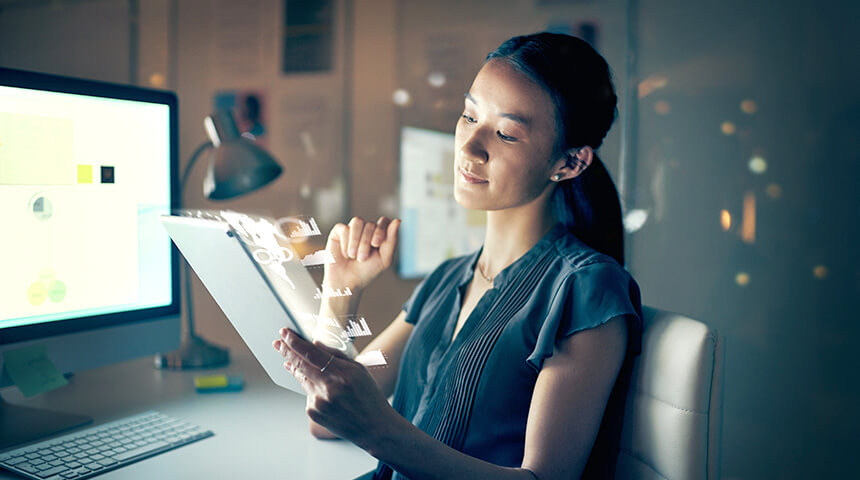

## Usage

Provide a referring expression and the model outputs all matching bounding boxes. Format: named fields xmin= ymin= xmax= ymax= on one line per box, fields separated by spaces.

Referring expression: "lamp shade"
xmin=202 ymin=110 xmax=282 ymax=200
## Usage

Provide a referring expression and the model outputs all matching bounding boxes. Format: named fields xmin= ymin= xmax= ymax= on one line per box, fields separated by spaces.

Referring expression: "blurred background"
xmin=1 ymin=0 xmax=856 ymax=477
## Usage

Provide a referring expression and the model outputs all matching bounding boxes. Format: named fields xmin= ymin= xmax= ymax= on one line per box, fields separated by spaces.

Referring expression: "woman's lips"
xmin=459 ymin=167 xmax=488 ymax=184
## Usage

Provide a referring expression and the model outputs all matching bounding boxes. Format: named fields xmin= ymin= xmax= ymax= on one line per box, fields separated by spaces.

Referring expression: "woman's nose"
xmin=460 ymin=135 xmax=488 ymax=164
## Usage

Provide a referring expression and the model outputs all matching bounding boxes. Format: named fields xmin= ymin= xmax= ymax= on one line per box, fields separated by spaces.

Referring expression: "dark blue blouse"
xmin=372 ymin=224 xmax=643 ymax=480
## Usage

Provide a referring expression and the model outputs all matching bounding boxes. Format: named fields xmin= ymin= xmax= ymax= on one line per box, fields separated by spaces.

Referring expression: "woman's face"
xmin=453 ymin=58 xmax=561 ymax=211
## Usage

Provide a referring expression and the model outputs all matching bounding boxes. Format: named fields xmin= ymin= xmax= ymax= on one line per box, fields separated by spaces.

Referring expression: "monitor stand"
xmin=0 ymin=395 xmax=92 ymax=450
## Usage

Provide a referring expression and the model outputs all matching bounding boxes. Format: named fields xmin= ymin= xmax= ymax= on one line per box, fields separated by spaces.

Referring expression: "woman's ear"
xmin=551 ymin=146 xmax=594 ymax=182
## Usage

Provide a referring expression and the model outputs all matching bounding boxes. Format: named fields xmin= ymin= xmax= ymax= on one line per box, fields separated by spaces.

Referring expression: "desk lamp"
xmin=155 ymin=110 xmax=282 ymax=369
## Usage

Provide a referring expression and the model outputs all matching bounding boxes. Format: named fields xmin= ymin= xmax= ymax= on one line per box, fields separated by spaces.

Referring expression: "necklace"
xmin=476 ymin=260 xmax=494 ymax=283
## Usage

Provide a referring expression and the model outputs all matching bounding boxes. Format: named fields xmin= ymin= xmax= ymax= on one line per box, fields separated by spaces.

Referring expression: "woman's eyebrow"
xmin=464 ymin=91 xmax=531 ymax=128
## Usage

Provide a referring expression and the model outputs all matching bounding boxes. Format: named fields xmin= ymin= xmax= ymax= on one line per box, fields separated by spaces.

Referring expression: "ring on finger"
xmin=319 ymin=354 xmax=335 ymax=373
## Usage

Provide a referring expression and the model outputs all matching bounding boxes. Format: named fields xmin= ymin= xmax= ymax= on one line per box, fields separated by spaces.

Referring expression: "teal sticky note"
xmin=2 ymin=344 xmax=68 ymax=397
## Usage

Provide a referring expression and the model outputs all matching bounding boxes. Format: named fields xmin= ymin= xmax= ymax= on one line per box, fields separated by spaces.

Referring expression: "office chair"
xmin=616 ymin=306 xmax=725 ymax=480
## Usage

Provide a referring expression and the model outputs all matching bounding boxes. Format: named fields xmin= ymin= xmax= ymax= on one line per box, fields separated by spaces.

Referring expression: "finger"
xmin=283 ymin=328 xmax=331 ymax=369
xmin=356 ymin=222 xmax=376 ymax=262
xmin=328 ymin=223 xmax=350 ymax=260
xmin=377 ymin=218 xmax=401 ymax=266
xmin=285 ymin=356 xmax=315 ymax=390
xmin=347 ymin=217 xmax=364 ymax=259
xmin=370 ymin=217 xmax=391 ymax=248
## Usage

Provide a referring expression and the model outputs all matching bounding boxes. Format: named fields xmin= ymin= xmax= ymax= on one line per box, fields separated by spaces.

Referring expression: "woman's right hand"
xmin=323 ymin=216 xmax=400 ymax=292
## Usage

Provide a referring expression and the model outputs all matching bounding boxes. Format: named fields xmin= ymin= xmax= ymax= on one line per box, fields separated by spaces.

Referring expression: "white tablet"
xmin=160 ymin=213 xmax=355 ymax=395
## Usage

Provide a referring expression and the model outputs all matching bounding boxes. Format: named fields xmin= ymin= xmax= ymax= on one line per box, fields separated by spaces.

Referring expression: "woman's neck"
xmin=479 ymin=197 xmax=557 ymax=279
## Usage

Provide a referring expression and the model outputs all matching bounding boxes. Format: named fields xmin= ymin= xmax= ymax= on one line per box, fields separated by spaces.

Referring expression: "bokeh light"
xmin=813 ymin=265 xmax=828 ymax=279
xmin=392 ymin=89 xmax=412 ymax=106
xmin=748 ymin=155 xmax=767 ymax=174
xmin=654 ymin=100 xmax=670 ymax=115
xmin=741 ymin=191 xmax=756 ymax=244
xmin=427 ymin=72 xmax=446 ymax=88
xmin=740 ymin=99 xmax=757 ymax=114
xmin=623 ymin=209 xmax=649 ymax=233
xmin=735 ymin=272 xmax=750 ymax=286
xmin=766 ymin=183 xmax=783 ymax=198
xmin=721 ymin=121 xmax=736 ymax=135
xmin=720 ymin=209 xmax=732 ymax=231
xmin=148 ymin=73 xmax=165 ymax=88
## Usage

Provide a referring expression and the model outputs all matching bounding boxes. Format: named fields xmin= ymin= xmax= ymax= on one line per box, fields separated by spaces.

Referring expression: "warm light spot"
xmin=638 ymin=75 xmax=668 ymax=98
xmin=392 ymin=89 xmax=412 ymax=106
xmin=740 ymin=99 xmax=757 ymax=114
xmin=748 ymin=155 xmax=767 ymax=174
xmin=813 ymin=265 xmax=828 ymax=279
xmin=766 ymin=183 xmax=782 ymax=198
xmin=720 ymin=209 xmax=732 ymax=231
xmin=428 ymin=72 xmax=446 ymax=88
xmin=721 ymin=121 xmax=736 ymax=135
xmin=148 ymin=73 xmax=165 ymax=87
xmin=741 ymin=191 xmax=756 ymax=244
xmin=735 ymin=272 xmax=750 ymax=286
xmin=654 ymin=100 xmax=670 ymax=115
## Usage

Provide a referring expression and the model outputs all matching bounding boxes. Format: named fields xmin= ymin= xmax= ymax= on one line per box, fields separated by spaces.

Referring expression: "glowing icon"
xmin=252 ymin=247 xmax=296 ymax=289
xmin=28 ymin=193 xmax=53 ymax=221
xmin=313 ymin=286 xmax=352 ymax=299
xmin=355 ymin=350 xmax=387 ymax=367
xmin=314 ymin=327 xmax=350 ymax=352
xmin=288 ymin=217 xmax=321 ymax=238
xmin=301 ymin=249 xmax=335 ymax=267
xmin=27 ymin=282 xmax=48 ymax=306
xmin=345 ymin=317 xmax=372 ymax=338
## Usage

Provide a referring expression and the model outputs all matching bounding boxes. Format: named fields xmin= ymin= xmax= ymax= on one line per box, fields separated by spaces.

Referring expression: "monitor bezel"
xmin=0 ymin=67 xmax=181 ymax=345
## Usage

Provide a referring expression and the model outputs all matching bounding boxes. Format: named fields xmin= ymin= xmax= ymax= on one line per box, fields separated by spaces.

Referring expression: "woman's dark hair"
xmin=486 ymin=32 xmax=625 ymax=265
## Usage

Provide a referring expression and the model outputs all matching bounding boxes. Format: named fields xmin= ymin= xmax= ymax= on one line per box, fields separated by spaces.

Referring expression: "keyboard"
xmin=0 ymin=411 xmax=213 ymax=479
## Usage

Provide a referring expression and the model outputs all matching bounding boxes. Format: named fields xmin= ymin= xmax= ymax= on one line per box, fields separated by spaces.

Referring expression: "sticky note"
xmin=194 ymin=374 xmax=228 ymax=389
xmin=2 ymin=344 xmax=68 ymax=397
xmin=77 ymin=164 xmax=93 ymax=184
xmin=194 ymin=374 xmax=244 ymax=393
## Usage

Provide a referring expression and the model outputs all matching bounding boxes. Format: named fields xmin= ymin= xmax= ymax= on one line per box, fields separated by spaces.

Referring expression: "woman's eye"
xmin=461 ymin=113 xmax=476 ymax=123
xmin=497 ymin=131 xmax=517 ymax=142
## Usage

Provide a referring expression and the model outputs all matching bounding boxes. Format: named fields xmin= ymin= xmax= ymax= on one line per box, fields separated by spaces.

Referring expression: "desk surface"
xmin=0 ymin=345 xmax=378 ymax=479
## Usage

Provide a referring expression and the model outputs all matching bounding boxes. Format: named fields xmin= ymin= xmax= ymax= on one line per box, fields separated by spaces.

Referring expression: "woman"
xmin=273 ymin=32 xmax=642 ymax=480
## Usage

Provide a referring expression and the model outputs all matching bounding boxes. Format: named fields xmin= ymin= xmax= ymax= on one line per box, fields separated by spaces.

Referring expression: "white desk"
xmin=0 ymin=346 xmax=378 ymax=479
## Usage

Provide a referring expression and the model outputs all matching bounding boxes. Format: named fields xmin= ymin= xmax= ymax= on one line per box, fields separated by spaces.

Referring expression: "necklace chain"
xmin=477 ymin=260 xmax=494 ymax=283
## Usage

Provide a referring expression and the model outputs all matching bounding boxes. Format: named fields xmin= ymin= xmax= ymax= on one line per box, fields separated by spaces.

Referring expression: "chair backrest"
xmin=615 ymin=306 xmax=725 ymax=480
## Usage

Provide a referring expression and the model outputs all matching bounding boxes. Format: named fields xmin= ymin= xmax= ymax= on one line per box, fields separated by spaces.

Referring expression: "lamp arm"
xmin=180 ymin=141 xmax=214 ymax=195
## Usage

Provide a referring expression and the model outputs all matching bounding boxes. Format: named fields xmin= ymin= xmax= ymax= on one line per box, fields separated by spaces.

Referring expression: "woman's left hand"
xmin=272 ymin=328 xmax=396 ymax=451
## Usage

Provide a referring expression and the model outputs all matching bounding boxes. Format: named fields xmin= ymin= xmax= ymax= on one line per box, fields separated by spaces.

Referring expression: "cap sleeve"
xmin=527 ymin=261 xmax=643 ymax=371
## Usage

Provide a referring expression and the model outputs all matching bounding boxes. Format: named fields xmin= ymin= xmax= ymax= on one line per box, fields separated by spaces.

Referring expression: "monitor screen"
xmin=0 ymin=80 xmax=174 ymax=332
xmin=398 ymin=126 xmax=485 ymax=278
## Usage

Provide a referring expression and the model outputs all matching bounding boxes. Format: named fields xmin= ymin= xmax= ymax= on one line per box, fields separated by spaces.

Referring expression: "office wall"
xmin=2 ymin=0 xmax=858 ymax=477
xmin=626 ymin=0 xmax=860 ymax=477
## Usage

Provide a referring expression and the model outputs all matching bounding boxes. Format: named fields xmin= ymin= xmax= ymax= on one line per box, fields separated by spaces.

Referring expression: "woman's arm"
xmin=281 ymin=315 xmax=628 ymax=480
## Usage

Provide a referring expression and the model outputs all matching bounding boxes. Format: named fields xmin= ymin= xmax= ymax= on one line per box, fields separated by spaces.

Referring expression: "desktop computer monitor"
xmin=0 ymin=67 xmax=181 ymax=449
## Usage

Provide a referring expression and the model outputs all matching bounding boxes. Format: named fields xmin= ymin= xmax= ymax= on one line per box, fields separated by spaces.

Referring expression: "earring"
xmin=552 ymin=174 xmax=562 ymax=181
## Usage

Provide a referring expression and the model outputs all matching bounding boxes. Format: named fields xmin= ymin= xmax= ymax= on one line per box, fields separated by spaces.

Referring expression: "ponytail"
xmin=552 ymin=153 xmax=625 ymax=265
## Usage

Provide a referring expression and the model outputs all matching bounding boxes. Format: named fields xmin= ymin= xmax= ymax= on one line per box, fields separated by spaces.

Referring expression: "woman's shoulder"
xmin=551 ymin=229 xmax=625 ymax=274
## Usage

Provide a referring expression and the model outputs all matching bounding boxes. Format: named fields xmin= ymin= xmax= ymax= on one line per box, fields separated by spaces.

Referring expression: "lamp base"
xmin=154 ymin=335 xmax=230 ymax=370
